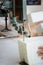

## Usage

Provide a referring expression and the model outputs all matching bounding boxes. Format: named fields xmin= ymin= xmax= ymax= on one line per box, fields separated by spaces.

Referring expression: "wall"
xmin=27 ymin=0 xmax=43 ymax=14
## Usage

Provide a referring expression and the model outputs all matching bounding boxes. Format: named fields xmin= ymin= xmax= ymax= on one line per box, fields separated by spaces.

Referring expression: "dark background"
xmin=27 ymin=0 xmax=41 ymax=5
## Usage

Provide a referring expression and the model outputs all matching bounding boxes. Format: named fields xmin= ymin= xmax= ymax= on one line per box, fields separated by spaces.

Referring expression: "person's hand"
xmin=37 ymin=46 xmax=43 ymax=60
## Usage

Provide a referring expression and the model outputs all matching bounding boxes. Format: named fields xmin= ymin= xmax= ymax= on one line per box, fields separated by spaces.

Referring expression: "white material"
xmin=31 ymin=11 xmax=43 ymax=23
xmin=18 ymin=37 xmax=43 ymax=65
xmin=35 ymin=23 xmax=43 ymax=34
xmin=41 ymin=23 xmax=43 ymax=28
xmin=28 ymin=11 xmax=43 ymax=23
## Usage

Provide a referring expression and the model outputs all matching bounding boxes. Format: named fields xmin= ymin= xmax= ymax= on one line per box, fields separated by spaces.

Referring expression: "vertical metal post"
xmin=22 ymin=0 xmax=27 ymax=41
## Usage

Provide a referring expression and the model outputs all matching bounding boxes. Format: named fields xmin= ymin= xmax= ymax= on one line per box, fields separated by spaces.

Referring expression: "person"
xmin=37 ymin=46 xmax=43 ymax=59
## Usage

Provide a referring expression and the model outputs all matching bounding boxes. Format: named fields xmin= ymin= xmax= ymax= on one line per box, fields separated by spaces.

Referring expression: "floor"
xmin=0 ymin=38 xmax=28 ymax=65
